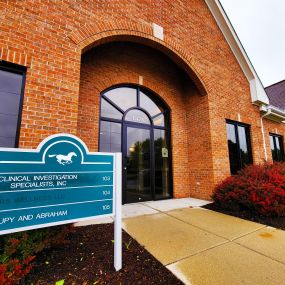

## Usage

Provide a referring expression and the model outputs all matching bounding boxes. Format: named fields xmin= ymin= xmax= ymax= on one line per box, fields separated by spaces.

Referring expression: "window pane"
xmin=0 ymin=92 xmax=21 ymax=115
xmin=140 ymin=91 xmax=164 ymax=116
xmin=101 ymin=98 xmax=123 ymax=120
xmin=270 ymin=135 xmax=278 ymax=162
xmin=275 ymin=137 xmax=282 ymax=161
xmin=238 ymin=126 xmax=251 ymax=167
xmin=0 ymin=114 xmax=18 ymax=140
xmin=99 ymin=121 xmax=121 ymax=153
xmin=153 ymin=113 xmax=169 ymax=127
xmin=270 ymin=135 xmax=275 ymax=151
xmin=0 ymin=136 xmax=15 ymax=148
xmin=277 ymin=137 xmax=285 ymax=161
xmin=126 ymin=127 xmax=151 ymax=202
xmin=270 ymin=135 xmax=284 ymax=162
xmin=275 ymin=136 xmax=281 ymax=151
xmin=0 ymin=67 xmax=24 ymax=148
xmin=226 ymin=123 xmax=240 ymax=174
xmin=125 ymin=109 xmax=150 ymax=125
xmin=0 ymin=70 xmax=23 ymax=94
xmin=154 ymin=129 xmax=171 ymax=199
xmin=104 ymin=87 xmax=137 ymax=111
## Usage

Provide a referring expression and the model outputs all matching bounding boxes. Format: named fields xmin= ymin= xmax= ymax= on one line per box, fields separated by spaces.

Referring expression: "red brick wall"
xmin=1 ymin=0 xmax=284 ymax=199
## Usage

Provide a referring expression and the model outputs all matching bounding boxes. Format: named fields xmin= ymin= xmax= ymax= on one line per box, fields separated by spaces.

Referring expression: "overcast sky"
xmin=219 ymin=0 xmax=285 ymax=87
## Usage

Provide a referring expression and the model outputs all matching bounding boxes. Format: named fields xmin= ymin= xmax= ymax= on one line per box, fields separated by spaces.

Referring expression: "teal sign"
xmin=0 ymin=134 xmax=116 ymax=234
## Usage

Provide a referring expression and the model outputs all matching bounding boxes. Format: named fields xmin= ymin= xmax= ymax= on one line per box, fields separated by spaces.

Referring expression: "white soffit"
xmin=204 ymin=0 xmax=270 ymax=106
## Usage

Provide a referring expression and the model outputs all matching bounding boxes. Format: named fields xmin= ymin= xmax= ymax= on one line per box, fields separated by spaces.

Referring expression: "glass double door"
xmin=123 ymin=123 xmax=171 ymax=204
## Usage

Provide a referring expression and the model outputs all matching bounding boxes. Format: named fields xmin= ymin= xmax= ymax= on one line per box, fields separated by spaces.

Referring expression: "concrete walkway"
xmin=76 ymin=198 xmax=285 ymax=284
xmin=121 ymin=199 xmax=285 ymax=285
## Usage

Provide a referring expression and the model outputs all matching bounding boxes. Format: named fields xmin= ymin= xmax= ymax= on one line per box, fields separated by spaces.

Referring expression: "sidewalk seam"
xmin=164 ymin=239 xmax=231 ymax=266
xmin=129 ymin=204 xmax=269 ymax=246
xmin=232 ymin=241 xmax=285 ymax=267
xmin=140 ymin=204 xmax=230 ymax=240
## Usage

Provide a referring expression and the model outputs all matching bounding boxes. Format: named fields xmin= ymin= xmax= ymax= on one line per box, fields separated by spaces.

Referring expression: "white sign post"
xmin=114 ymin=152 xmax=122 ymax=271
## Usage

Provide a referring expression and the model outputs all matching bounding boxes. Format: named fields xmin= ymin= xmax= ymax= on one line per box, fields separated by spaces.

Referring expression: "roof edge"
xmin=204 ymin=0 xmax=269 ymax=106
xmin=265 ymin=79 xmax=285 ymax=90
xmin=260 ymin=105 xmax=285 ymax=123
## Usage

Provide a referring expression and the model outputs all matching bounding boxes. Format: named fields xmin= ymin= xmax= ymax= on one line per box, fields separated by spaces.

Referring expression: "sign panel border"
xmin=0 ymin=133 xmax=116 ymax=235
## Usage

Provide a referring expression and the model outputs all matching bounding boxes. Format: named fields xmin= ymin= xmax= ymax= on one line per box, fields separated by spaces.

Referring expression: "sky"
xmin=219 ymin=0 xmax=285 ymax=87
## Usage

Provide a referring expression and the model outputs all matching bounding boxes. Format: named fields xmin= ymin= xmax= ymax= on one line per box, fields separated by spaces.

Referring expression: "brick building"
xmin=0 ymin=0 xmax=284 ymax=203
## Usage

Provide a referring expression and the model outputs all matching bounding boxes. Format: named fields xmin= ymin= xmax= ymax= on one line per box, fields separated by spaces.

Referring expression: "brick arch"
xmin=81 ymin=77 xmax=173 ymax=111
xmin=69 ymin=21 xmax=209 ymax=96
xmin=78 ymin=36 xmax=211 ymax=199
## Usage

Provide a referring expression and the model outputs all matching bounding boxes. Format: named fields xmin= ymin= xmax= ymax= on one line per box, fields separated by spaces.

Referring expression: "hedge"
xmin=212 ymin=163 xmax=285 ymax=216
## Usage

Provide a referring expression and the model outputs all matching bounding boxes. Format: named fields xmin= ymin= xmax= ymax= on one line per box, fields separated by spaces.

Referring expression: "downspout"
xmin=260 ymin=109 xmax=271 ymax=161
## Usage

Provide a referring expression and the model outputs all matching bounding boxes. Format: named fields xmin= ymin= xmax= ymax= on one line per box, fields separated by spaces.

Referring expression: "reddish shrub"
xmin=0 ymin=256 xmax=35 ymax=285
xmin=0 ymin=225 xmax=73 ymax=284
xmin=212 ymin=163 xmax=285 ymax=216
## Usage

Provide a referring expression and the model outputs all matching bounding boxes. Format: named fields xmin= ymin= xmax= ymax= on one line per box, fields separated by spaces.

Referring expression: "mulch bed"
xmin=204 ymin=203 xmax=285 ymax=231
xmin=21 ymin=223 xmax=183 ymax=285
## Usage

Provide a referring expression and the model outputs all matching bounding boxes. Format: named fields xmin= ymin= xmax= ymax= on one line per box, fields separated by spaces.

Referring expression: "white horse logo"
xmin=48 ymin=152 xmax=77 ymax=165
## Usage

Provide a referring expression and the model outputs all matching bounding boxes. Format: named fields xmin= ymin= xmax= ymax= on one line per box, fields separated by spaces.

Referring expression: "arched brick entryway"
xmin=77 ymin=40 xmax=214 ymax=200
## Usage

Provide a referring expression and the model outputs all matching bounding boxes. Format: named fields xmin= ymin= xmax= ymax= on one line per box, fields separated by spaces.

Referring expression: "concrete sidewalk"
xmin=122 ymin=200 xmax=285 ymax=285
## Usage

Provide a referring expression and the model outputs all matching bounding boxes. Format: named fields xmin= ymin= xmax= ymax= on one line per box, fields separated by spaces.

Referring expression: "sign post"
xmin=0 ymin=134 xmax=122 ymax=271
xmin=114 ymin=152 xmax=122 ymax=271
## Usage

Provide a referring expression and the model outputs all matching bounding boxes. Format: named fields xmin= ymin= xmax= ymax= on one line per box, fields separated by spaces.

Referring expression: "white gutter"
xmin=260 ymin=105 xmax=285 ymax=123
xmin=260 ymin=110 xmax=271 ymax=161
xmin=268 ymin=105 xmax=285 ymax=118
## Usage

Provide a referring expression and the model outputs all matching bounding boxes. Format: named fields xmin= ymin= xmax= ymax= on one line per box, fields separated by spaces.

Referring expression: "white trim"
xmin=0 ymin=133 xmax=115 ymax=156
xmin=0 ymin=161 xmax=110 ymax=165
xmin=204 ymin=0 xmax=269 ymax=106
xmin=0 ymin=161 xmax=44 ymax=164
xmin=0 ymin=198 xmax=113 ymax=213
xmin=0 ymin=213 xmax=114 ymax=236
xmin=0 ymin=184 xmax=113 ymax=194
xmin=260 ymin=115 xmax=269 ymax=161
xmin=0 ymin=133 xmax=114 ymax=164
xmin=0 ymin=171 xmax=113 ymax=174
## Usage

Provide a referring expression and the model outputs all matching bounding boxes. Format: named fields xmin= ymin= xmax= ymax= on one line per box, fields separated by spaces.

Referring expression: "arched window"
xmin=99 ymin=86 xmax=170 ymax=152
xmin=99 ymin=85 xmax=172 ymax=203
